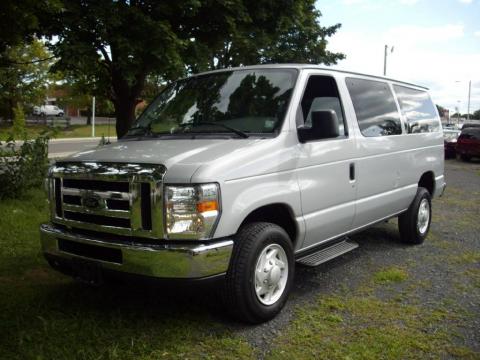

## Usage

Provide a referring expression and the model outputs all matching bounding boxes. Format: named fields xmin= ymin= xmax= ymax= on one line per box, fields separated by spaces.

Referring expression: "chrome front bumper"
xmin=40 ymin=223 xmax=234 ymax=279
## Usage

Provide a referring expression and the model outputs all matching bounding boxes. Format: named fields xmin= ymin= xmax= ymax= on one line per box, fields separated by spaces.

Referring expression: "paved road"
xmin=48 ymin=137 xmax=117 ymax=159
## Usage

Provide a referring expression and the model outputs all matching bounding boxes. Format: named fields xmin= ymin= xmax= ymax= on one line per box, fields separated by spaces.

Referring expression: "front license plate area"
xmin=71 ymin=258 xmax=103 ymax=285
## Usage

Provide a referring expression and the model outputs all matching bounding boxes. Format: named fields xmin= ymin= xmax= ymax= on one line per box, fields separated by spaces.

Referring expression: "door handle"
xmin=349 ymin=163 xmax=355 ymax=181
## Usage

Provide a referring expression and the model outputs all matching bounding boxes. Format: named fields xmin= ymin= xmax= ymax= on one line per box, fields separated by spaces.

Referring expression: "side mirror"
xmin=298 ymin=110 xmax=340 ymax=143
xmin=408 ymin=121 xmax=419 ymax=133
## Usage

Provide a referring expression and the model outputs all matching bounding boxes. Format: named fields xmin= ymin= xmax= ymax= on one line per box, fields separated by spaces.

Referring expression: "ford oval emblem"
xmin=82 ymin=193 xmax=102 ymax=210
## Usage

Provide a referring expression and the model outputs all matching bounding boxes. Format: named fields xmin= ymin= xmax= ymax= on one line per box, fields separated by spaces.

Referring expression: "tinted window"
xmin=459 ymin=128 xmax=480 ymax=140
xmin=299 ymin=76 xmax=346 ymax=137
xmin=346 ymin=78 xmax=402 ymax=137
xmin=393 ymin=85 xmax=440 ymax=133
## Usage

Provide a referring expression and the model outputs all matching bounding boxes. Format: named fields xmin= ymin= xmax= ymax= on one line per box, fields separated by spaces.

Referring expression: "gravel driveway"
xmin=227 ymin=158 xmax=480 ymax=358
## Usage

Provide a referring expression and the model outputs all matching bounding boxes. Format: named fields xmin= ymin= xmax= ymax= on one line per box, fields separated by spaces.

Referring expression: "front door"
xmin=296 ymin=74 xmax=357 ymax=249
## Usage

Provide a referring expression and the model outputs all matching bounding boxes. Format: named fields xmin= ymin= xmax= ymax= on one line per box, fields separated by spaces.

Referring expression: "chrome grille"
xmin=48 ymin=162 xmax=166 ymax=239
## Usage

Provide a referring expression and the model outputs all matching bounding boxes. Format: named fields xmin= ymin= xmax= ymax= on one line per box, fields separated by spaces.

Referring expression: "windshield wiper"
xmin=178 ymin=122 xmax=249 ymax=138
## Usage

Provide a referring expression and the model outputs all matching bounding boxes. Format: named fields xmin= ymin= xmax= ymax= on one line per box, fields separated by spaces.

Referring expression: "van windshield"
xmin=127 ymin=69 xmax=298 ymax=138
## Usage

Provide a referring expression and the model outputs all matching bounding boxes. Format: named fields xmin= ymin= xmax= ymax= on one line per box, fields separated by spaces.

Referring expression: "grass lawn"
xmin=0 ymin=124 xmax=117 ymax=141
xmin=0 ymin=188 xmax=254 ymax=360
xmin=0 ymin=183 xmax=478 ymax=359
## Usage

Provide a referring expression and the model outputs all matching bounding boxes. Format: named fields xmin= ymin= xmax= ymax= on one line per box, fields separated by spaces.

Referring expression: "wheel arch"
xmin=238 ymin=203 xmax=299 ymax=247
xmin=418 ymin=171 xmax=435 ymax=196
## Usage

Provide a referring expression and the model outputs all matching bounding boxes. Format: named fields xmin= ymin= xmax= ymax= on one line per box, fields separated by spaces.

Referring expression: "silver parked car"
xmin=41 ymin=65 xmax=445 ymax=323
xmin=33 ymin=105 xmax=64 ymax=117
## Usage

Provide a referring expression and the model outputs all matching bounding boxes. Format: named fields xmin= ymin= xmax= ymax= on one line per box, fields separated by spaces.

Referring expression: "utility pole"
xmin=456 ymin=102 xmax=460 ymax=127
xmin=456 ymin=80 xmax=472 ymax=122
xmin=92 ymin=96 xmax=96 ymax=137
xmin=467 ymin=80 xmax=471 ymax=122
xmin=383 ymin=45 xmax=394 ymax=76
xmin=383 ymin=45 xmax=387 ymax=76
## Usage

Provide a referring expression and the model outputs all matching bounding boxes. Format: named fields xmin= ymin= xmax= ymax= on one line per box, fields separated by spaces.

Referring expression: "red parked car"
xmin=456 ymin=126 xmax=480 ymax=161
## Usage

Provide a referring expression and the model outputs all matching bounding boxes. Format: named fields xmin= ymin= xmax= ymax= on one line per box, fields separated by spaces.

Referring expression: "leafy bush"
xmin=0 ymin=133 xmax=50 ymax=199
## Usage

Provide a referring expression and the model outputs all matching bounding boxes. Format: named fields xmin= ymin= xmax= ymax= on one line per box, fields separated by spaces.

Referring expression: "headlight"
xmin=165 ymin=183 xmax=220 ymax=239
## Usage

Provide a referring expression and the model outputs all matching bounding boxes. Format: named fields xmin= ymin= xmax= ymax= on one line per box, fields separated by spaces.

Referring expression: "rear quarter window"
xmin=345 ymin=77 xmax=402 ymax=137
xmin=393 ymin=85 xmax=440 ymax=134
xmin=459 ymin=128 xmax=480 ymax=140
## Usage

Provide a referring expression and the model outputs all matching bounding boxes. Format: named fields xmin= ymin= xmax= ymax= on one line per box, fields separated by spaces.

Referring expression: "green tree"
xmin=0 ymin=0 xmax=59 ymax=59
xmin=52 ymin=71 xmax=109 ymax=125
xmin=472 ymin=109 xmax=480 ymax=120
xmin=45 ymin=0 xmax=344 ymax=138
xmin=12 ymin=103 xmax=27 ymax=138
xmin=0 ymin=39 xmax=53 ymax=119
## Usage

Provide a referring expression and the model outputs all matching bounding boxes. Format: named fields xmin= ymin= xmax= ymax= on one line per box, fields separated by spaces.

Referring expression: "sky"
xmin=318 ymin=0 xmax=480 ymax=115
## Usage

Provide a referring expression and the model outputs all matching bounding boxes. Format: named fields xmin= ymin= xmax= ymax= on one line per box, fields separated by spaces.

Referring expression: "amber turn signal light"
xmin=197 ymin=200 xmax=218 ymax=213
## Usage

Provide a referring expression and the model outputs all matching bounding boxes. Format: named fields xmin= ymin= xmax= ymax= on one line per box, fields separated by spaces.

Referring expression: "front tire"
xmin=222 ymin=222 xmax=294 ymax=323
xmin=398 ymin=187 xmax=432 ymax=244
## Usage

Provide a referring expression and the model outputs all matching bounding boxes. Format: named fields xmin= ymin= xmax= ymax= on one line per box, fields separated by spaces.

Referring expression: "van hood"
xmin=60 ymin=138 xmax=265 ymax=182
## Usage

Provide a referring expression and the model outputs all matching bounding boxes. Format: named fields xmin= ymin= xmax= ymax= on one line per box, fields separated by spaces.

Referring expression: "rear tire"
xmin=398 ymin=187 xmax=431 ymax=244
xmin=222 ymin=222 xmax=294 ymax=323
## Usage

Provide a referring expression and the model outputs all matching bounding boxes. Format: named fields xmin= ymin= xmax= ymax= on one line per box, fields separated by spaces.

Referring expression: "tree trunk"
xmin=110 ymin=63 xmax=146 ymax=138
xmin=114 ymin=97 xmax=137 ymax=138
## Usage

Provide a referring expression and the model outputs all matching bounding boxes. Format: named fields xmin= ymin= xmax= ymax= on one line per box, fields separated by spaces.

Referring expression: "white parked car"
xmin=33 ymin=105 xmax=64 ymax=117
xmin=41 ymin=65 xmax=445 ymax=323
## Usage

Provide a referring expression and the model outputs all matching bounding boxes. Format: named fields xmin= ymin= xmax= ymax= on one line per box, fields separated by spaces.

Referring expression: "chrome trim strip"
xmin=40 ymin=223 xmax=233 ymax=279
xmin=62 ymin=187 xmax=130 ymax=201
xmin=53 ymin=218 xmax=133 ymax=235
xmin=62 ymin=203 xmax=131 ymax=219
xmin=130 ymin=181 xmax=142 ymax=231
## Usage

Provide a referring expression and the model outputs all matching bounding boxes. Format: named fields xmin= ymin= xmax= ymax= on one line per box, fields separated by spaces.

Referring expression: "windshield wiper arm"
xmin=178 ymin=122 xmax=249 ymax=138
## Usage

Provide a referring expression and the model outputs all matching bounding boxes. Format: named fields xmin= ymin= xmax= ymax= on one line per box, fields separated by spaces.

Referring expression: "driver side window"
xmin=298 ymin=75 xmax=347 ymax=137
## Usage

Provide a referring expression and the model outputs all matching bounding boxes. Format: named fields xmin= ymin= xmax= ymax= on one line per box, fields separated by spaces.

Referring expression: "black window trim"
xmin=295 ymin=73 xmax=350 ymax=143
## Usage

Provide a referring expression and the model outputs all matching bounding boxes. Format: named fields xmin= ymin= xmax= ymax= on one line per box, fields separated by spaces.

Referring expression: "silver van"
xmin=41 ymin=65 xmax=445 ymax=323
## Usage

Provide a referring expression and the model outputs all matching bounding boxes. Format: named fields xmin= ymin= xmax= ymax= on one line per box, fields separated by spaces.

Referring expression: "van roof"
xmin=194 ymin=64 xmax=429 ymax=91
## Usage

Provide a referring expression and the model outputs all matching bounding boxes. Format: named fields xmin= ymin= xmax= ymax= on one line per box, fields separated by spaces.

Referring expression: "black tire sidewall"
xmin=245 ymin=229 xmax=294 ymax=321
xmin=413 ymin=191 xmax=431 ymax=240
xmin=399 ymin=187 xmax=432 ymax=244
xmin=226 ymin=223 xmax=295 ymax=323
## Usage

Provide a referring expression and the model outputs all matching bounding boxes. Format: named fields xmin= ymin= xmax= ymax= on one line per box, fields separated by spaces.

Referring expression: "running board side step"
xmin=296 ymin=239 xmax=359 ymax=267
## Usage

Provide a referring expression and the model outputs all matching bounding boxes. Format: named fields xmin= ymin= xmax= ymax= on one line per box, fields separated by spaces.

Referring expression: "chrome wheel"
xmin=254 ymin=244 xmax=288 ymax=306
xmin=417 ymin=198 xmax=430 ymax=235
